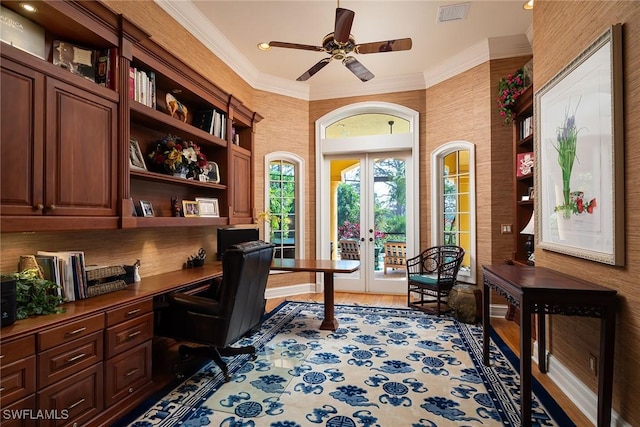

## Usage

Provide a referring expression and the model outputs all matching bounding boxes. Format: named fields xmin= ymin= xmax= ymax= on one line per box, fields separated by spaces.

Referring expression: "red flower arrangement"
xmin=497 ymin=67 xmax=528 ymax=125
xmin=148 ymin=134 xmax=207 ymax=179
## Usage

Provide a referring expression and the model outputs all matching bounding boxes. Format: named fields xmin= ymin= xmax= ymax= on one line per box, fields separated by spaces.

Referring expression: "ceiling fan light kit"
xmin=265 ymin=6 xmax=412 ymax=82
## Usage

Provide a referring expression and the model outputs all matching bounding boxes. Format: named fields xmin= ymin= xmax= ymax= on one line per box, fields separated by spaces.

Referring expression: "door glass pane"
xmin=374 ymin=157 xmax=406 ymax=276
xmin=334 ymin=160 xmax=361 ymax=260
xmin=441 ymin=150 xmax=471 ymax=273
xmin=269 ymin=160 xmax=296 ymax=259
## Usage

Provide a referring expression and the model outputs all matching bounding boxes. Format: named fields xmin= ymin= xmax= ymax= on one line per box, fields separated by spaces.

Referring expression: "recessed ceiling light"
xmin=523 ymin=0 xmax=534 ymax=10
xmin=20 ymin=3 xmax=38 ymax=12
xmin=257 ymin=42 xmax=271 ymax=51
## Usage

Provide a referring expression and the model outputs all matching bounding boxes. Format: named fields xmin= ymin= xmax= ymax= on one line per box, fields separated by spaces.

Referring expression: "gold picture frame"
xmin=182 ymin=200 xmax=200 ymax=217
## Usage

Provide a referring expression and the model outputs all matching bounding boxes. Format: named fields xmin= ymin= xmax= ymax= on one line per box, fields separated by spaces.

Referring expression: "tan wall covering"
xmin=534 ymin=2 xmax=640 ymax=424
xmin=1 ymin=2 xmax=638 ymax=423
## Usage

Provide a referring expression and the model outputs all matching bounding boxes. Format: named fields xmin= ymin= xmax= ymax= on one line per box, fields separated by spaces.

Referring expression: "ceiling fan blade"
xmin=269 ymin=41 xmax=324 ymax=52
xmin=296 ymin=58 xmax=332 ymax=81
xmin=355 ymin=38 xmax=413 ymax=54
xmin=343 ymin=56 xmax=374 ymax=82
xmin=334 ymin=8 xmax=355 ymax=44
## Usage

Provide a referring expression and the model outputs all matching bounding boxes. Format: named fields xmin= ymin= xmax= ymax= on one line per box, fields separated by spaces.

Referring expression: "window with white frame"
xmin=431 ymin=142 xmax=476 ymax=282
xmin=264 ymin=152 xmax=305 ymax=260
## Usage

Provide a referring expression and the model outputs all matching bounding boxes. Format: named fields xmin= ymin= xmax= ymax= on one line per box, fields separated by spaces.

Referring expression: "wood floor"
xmin=265 ymin=292 xmax=592 ymax=427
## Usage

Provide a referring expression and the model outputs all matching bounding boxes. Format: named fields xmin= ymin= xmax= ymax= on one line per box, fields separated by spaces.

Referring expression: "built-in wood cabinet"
xmin=0 ymin=0 xmax=261 ymax=232
xmin=512 ymin=85 xmax=534 ymax=265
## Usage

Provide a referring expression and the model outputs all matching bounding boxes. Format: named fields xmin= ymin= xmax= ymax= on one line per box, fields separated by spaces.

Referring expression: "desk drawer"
xmin=38 ymin=362 xmax=103 ymax=427
xmin=38 ymin=313 xmax=104 ymax=351
xmin=0 ymin=394 xmax=37 ymax=427
xmin=0 ymin=336 xmax=35 ymax=365
xmin=104 ymin=340 xmax=152 ymax=408
xmin=38 ymin=331 xmax=103 ymax=388
xmin=106 ymin=299 xmax=152 ymax=327
xmin=106 ymin=312 xmax=153 ymax=358
xmin=0 ymin=355 xmax=36 ymax=407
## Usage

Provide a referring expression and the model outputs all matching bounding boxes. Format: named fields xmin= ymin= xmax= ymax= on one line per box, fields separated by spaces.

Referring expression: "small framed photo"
xmin=202 ymin=161 xmax=220 ymax=184
xmin=528 ymin=186 xmax=535 ymax=200
xmin=139 ymin=200 xmax=154 ymax=217
xmin=129 ymin=139 xmax=147 ymax=171
xmin=196 ymin=197 xmax=220 ymax=217
xmin=182 ymin=200 xmax=200 ymax=217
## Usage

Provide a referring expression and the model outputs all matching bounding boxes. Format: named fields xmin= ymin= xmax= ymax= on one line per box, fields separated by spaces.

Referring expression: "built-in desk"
xmin=482 ymin=264 xmax=617 ymax=427
xmin=0 ymin=263 xmax=223 ymax=426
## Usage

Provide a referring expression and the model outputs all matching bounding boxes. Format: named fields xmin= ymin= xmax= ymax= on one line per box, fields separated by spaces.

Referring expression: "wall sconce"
xmin=520 ymin=211 xmax=535 ymax=265
xmin=523 ymin=0 xmax=534 ymax=10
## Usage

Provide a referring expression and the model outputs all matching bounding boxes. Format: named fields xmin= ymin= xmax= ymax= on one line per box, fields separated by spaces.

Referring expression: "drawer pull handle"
xmin=127 ymin=331 xmax=142 ymax=340
xmin=125 ymin=309 xmax=141 ymax=317
xmin=65 ymin=327 xmax=87 ymax=338
xmin=0 ymin=354 xmax=4 ymax=359
xmin=67 ymin=398 xmax=85 ymax=410
xmin=67 ymin=353 xmax=86 ymax=363
xmin=0 ymin=387 xmax=5 ymax=392
xmin=125 ymin=368 xmax=139 ymax=377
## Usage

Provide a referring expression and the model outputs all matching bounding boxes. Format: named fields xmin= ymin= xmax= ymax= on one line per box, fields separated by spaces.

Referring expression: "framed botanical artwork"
xmin=182 ymin=200 xmax=200 ymax=217
xmin=535 ymin=24 xmax=624 ymax=265
xmin=129 ymin=139 xmax=147 ymax=171
xmin=196 ymin=197 xmax=219 ymax=217
xmin=139 ymin=200 xmax=154 ymax=217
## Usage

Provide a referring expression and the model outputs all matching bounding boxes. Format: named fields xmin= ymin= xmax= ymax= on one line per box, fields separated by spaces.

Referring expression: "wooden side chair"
xmin=407 ymin=245 xmax=465 ymax=315
xmin=339 ymin=239 xmax=360 ymax=260
xmin=383 ymin=241 xmax=407 ymax=274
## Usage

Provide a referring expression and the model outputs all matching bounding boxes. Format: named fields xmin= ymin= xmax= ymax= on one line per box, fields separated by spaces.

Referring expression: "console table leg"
xmin=598 ymin=303 xmax=616 ymax=427
xmin=538 ymin=312 xmax=547 ymax=373
xmin=520 ymin=299 xmax=532 ymax=427
xmin=482 ymin=279 xmax=491 ymax=366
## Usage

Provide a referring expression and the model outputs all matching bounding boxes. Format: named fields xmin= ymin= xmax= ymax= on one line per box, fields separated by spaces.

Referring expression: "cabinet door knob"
xmin=49 ymin=204 xmax=56 ymax=210
xmin=35 ymin=204 xmax=44 ymax=211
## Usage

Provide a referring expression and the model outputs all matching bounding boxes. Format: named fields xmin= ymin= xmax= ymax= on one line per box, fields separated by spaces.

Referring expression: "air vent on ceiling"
xmin=436 ymin=2 xmax=470 ymax=23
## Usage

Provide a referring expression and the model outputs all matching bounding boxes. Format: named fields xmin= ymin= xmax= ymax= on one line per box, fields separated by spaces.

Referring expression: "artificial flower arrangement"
xmin=148 ymin=134 xmax=207 ymax=179
xmin=497 ymin=67 xmax=529 ymax=125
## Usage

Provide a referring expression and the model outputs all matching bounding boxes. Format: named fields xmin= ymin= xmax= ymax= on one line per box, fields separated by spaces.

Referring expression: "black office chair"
xmin=158 ymin=241 xmax=274 ymax=381
xmin=407 ymin=245 xmax=465 ymax=315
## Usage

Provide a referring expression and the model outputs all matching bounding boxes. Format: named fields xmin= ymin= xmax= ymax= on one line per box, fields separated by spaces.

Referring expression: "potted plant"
xmin=2 ymin=269 xmax=65 ymax=320
xmin=497 ymin=67 xmax=529 ymax=125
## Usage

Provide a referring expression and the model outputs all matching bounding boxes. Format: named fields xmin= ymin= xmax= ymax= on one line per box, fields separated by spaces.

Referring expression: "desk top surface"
xmin=271 ymin=259 xmax=360 ymax=274
xmin=1 ymin=263 xmax=224 ymax=341
xmin=483 ymin=264 xmax=617 ymax=295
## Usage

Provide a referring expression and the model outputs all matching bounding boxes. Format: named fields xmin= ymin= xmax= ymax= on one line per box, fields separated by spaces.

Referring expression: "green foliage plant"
xmin=2 ymin=269 xmax=65 ymax=320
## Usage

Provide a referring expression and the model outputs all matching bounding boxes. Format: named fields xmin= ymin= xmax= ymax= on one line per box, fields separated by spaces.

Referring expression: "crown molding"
xmin=309 ymin=73 xmax=426 ymax=101
xmin=155 ymin=0 xmax=532 ymax=101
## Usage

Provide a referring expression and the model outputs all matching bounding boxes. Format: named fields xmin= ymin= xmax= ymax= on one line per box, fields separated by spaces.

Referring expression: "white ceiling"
xmin=156 ymin=1 xmax=533 ymax=101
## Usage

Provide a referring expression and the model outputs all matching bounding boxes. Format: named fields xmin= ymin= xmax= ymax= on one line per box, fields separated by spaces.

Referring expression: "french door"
xmin=327 ymin=152 xmax=409 ymax=293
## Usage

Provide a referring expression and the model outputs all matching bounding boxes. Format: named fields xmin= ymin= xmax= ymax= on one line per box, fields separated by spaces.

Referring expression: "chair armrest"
xmin=169 ymin=292 xmax=221 ymax=316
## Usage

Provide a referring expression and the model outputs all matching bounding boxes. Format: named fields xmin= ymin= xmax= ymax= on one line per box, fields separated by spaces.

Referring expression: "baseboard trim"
xmin=265 ymin=283 xmax=316 ymax=299
xmin=533 ymin=343 xmax=630 ymax=427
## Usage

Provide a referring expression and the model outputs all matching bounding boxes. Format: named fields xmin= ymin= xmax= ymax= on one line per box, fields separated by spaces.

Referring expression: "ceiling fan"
xmin=267 ymin=5 xmax=412 ymax=82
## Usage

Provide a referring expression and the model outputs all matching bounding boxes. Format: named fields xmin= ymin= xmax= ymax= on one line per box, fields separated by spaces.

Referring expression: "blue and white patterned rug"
xmin=119 ymin=302 xmax=574 ymax=426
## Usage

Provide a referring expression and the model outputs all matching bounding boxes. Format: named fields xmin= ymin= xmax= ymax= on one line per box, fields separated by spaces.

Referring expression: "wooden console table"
xmin=482 ymin=264 xmax=617 ymax=427
xmin=271 ymin=259 xmax=360 ymax=330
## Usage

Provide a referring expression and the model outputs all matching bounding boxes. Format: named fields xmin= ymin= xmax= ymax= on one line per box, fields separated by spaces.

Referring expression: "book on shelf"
xmin=37 ymin=250 xmax=88 ymax=302
xmin=95 ymin=48 xmax=117 ymax=89
xmin=129 ymin=66 xmax=135 ymax=100
xmin=52 ymin=40 xmax=96 ymax=82
xmin=0 ymin=6 xmax=45 ymax=60
xmin=520 ymin=115 xmax=533 ymax=140
xmin=194 ymin=109 xmax=215 ymax=134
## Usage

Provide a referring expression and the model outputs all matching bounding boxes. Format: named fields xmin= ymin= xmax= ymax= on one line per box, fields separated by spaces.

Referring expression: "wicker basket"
xmin=87 ymin=279 xmax=127 ymax=297
xmin=86 ymin=265 xmax=126 ymax=282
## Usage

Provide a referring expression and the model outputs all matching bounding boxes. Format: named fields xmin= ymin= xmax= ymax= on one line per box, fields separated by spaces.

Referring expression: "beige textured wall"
xmin=534 ymin=1 xmax=640 ymax=424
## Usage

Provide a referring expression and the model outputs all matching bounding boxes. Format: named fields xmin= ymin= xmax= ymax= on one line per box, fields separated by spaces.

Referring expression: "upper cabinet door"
xmin=0 ymin=59 xmax=45 ymax=216
xmin=44 ymin=78 xmax=118 ymax=216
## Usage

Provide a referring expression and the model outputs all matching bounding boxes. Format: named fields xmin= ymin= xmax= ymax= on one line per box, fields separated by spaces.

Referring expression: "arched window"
xmin=264 ymin=152 xmax=305 ymax=260
xmin=431 ymin=141 xmax=476 ymax=283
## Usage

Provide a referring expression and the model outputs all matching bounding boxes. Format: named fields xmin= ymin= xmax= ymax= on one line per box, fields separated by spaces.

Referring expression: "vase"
xmin=173 ymin=166 xmax=188 ymax=179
